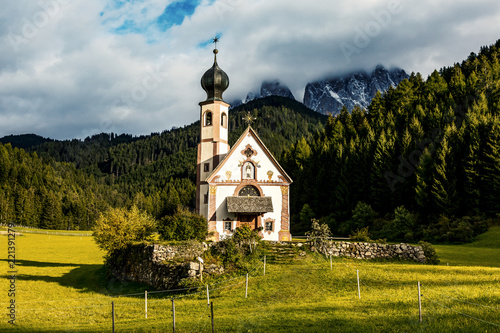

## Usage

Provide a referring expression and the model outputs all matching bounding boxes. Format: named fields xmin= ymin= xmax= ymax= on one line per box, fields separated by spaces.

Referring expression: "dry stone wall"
xmin=314 ymin=241 xmax=426 ymax=263
xmin=109 ymin=242 xmax=223 ymax=290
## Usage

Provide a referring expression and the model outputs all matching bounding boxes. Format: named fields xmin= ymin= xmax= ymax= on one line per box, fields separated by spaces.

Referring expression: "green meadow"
xmin=1 ymin=228 xmax=500 ymax=332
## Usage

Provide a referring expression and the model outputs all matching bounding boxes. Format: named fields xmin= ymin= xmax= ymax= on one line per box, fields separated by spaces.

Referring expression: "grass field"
xmin=1 ymin=228 xmax=500 ymax=332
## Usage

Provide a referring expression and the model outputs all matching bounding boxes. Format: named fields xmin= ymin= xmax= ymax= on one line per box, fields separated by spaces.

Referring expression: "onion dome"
xmin=201 ymin=49 xmax=229 ymax=102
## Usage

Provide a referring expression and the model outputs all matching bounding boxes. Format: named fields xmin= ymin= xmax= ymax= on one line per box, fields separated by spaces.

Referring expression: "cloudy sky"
xmin=1 ymin=0 xmax=500 ymax=140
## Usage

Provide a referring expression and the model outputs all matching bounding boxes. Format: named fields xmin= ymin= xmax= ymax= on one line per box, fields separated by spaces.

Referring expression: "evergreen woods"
xmin=285 ymin=40 xmax=500 ymax=242
xmin=1 ymin=40 xmax=499 ymax=242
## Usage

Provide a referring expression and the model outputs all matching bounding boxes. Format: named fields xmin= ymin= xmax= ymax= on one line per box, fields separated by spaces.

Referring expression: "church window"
xmin=224 ymin=221 xmax=232 ymax=231
xmin=221 ymin=112 xmax=227 ymax=127
xmin=238 ymin=185 xmax=260 ymax=197
xmin=205 ymin=112 xmax=212 ymax=126
xmin=265 ymin=221 xmax=273 ymax=231
xmin=242 ymin=162 xmax=255 ymax=179
xmin=204 ymin=163 xmax=210 ymax=172
xmin=204 ymin=193 xmax=208 ymax=204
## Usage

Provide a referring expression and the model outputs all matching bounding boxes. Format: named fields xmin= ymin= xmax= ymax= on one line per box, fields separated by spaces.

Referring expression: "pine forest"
xmin=1 ymin=40 xmax=500 ymax=244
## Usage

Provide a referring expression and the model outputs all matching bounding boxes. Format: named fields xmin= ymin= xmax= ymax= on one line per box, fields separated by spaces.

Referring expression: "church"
xmin=195 ymin=45 xmax=292 ymax=242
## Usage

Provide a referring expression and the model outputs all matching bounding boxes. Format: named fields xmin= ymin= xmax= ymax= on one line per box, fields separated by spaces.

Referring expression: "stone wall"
xmin=109 ymin=242 xmax=223 ymax=290
xmin=314 ymin=241 xmax=426 ymax=263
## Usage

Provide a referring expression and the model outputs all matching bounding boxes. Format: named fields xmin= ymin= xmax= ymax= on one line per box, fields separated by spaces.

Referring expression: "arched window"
xmin=242 ymin=162 xmax=255 ymax=179
xmin=205 ymin=112 xmax=212 ymax=126
xmin=221 ymin=112 xmax=227 ymax=127
xmin=238 ymin=185 xmax=260 ymax=197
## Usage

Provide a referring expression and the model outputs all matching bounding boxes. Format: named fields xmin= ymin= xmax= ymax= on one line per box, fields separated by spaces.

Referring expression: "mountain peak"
xmin=303 ymin=65 xmax=408 ymax=115
xmin=244 ymin=80 xmax=295 ymax=103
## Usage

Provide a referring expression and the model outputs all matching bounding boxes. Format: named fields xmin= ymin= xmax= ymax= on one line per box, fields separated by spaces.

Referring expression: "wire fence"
xmin=9 ymin=259 xmax=265 ymax=332
xmin=6 ymin=253 xmax=500 ymax=331
xmin=326 ymin=254 xmax=500 ymax=330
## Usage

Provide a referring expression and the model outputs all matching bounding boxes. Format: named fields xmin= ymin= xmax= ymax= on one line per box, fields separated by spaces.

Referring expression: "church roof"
xmin=227 ymin=196 xmax=274 ymax=213
xmin=205 ymin=126 xmax=293 ymax=184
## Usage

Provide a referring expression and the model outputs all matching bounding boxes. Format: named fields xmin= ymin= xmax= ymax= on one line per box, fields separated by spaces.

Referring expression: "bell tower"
xmin=196 ymin=40 xmax=230 ymax=217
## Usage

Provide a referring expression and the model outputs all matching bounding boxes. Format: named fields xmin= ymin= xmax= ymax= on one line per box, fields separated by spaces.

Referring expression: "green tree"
xmin=93 ymin=206 xmax=157 ymax=253
xmin=158 ymin=207 xmax=207 ymax=242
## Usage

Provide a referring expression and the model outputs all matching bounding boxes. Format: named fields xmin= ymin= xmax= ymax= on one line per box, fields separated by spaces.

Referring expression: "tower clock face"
xmin=238 ymin=186 xmax=260 ymax=197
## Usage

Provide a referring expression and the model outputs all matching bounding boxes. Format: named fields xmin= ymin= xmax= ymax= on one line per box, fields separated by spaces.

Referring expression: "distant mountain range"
xmin=232 ymin=65 xmax=408 ymax=116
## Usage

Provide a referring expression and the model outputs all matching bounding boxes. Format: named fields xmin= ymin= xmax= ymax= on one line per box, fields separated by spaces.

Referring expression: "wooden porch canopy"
xmin=226 ymin=197 xmax=273 ymax=214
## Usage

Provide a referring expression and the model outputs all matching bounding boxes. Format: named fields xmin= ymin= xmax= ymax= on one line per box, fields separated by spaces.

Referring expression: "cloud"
xmin=0 ymin=0 xmax=500 ymax=139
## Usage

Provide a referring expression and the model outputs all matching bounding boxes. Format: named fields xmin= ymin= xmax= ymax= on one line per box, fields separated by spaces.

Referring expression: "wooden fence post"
xmin=245 ymin=273 xmax=249 ymax=298
xmin=357 ymin=270 xmax=361 ymax=300
xmin=145 ymin=290 xmax=148 ymax=319
xmin=172 ymin=297 xmax=176 ymax=333
xmin=418 ymin=282 xmax=422 ymax=323
xmin=211 ymin=301 xmax=215 ymax=333
xmin=112 ymin=301 xmax=115 ymax=333
xmin=207 ymin=285 xmax=210 ymax=306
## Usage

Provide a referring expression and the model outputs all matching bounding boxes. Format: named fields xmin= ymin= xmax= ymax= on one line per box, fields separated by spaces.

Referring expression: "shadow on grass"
xmin=0 ymin=258 xmax=151 ymax=297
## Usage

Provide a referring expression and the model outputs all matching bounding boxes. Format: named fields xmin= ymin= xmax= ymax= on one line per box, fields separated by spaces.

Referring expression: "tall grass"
xmin=1 ymin=231 xmax=500 ymax=332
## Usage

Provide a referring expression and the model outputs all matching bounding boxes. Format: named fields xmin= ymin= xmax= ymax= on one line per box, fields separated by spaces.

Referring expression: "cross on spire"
xmin=212 ymin=36 xmax=220 ymax=61
xmin=212 ymin=36 xmax=219 ymax=49
xmin=243 ymin=112 xmax=256 ymax=126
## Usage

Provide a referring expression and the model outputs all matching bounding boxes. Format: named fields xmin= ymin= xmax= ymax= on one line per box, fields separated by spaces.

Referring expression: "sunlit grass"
xmin=435 ymin=226 xmax=500 ymax=267
xmin=1 ymin=230 xmax=500 ymax=332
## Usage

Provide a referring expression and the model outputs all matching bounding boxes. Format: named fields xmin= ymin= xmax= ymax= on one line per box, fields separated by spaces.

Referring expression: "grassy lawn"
xmin=434 ymin=226 xmax=500 ymax=267
xmin=1 ymin=230 xmax=500 ymax=332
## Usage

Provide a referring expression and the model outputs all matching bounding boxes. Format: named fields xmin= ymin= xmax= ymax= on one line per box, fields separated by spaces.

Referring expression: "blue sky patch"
xmin=157 ymin=0 xmax=202 ymax=31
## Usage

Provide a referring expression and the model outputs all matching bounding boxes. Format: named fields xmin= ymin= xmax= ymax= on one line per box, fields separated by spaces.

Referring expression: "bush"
xmin=374 ymin=206 xmax=416 ymax=242
xmin=293 ymin=204 xmax=315 ymax=234
xmin=158 ymin=207 xmax=207 ymax=241
xmin=423 ymin=215 xmax=491 ymax=243
xmin=339 ymin=202 xmax=377 ymax=235
xmin=349 ymin=227 xmax=372 ymax=242
xmin=208 ymin=226 xmax=262 ymax=269
xmin=93 ymin=206 xmax=157 ymax=253
xmin=418 ymin=240 xmax=440 ymax=265
xmin=233 ymin=225 xmax=262 ymax=254
xmin=306 ymin=219 xmax=331 ymax=247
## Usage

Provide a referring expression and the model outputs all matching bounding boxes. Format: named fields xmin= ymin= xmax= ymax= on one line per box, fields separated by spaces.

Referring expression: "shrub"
xmin=339 ymin=202 xmax=377 ymax=235
xmin=93 ymin=206 xmax=157 ymax=253
xmin=418 ymin=240 xmax=440 ymax=265
xmin=306 ymin=219 xmax=331 ymax=247
xmin=293 ymin=204 xmax=315 ymax=234
xmin=375 ymin=206 xmax=416 ymax=242
xmin=233 ymin=225 xmax=262 ymax=254
xmin=158 ymin=207 xmax=207 ymax=241
xmin=349 ymin=227 xmax=372 ymax=242
xmin=208 ymin=226 xmax=262 ymax=269
xmin=423 ymin=215 xmax=491 ymax=243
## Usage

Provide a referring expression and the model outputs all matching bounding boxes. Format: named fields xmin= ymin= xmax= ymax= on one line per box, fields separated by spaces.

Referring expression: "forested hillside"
xmin=2 ymin=40 xmax=499 ymax=241
xmin=0 ymin=96 xmax=325 ymax=229
xmin=285 ymin=40 xmax=500 ymax=241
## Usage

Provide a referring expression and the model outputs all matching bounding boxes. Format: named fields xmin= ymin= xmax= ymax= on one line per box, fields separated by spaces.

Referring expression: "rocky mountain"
xmin=303 ymin=65 xmax=408 ymax=115
xmin=230 ymin=80 xmax=295 ymax=107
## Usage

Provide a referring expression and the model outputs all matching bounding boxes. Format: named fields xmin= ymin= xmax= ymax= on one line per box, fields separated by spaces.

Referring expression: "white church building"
xmin=196 ymin=46 xmax=292 ymax=242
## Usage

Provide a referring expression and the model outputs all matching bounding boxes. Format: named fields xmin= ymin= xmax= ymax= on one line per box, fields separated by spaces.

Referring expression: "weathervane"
xmin=243 ymin=112 xmax=256 ymax=126
xmin=212 ymin=35 xmax=220 ymax=61
xmin=212 ymin=36 xmax=219 ymax=49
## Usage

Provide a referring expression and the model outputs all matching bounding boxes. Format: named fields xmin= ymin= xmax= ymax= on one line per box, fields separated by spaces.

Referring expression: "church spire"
xmin=200 ymin=36 xmax=229 ymax=102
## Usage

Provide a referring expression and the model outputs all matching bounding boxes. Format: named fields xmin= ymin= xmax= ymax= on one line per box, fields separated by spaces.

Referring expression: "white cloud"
xmin=1 ymin=0 xmax=500 ymax=139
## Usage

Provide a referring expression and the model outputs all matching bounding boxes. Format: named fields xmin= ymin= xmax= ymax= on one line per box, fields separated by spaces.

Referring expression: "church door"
xmin=239 ymin=214 xmax=258 ymax=230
